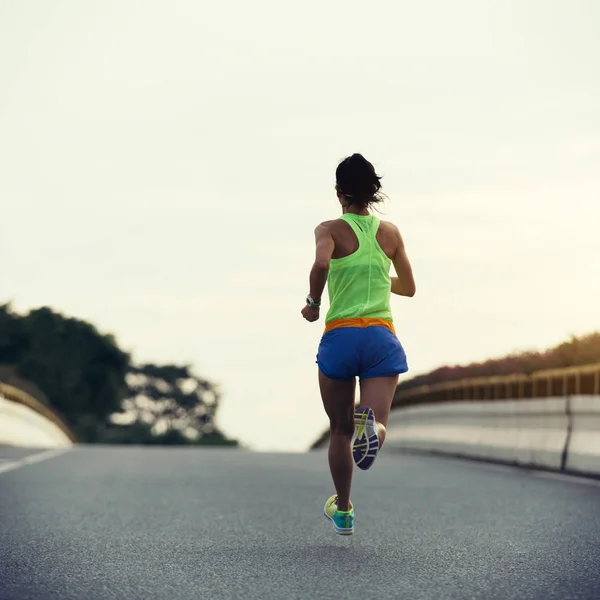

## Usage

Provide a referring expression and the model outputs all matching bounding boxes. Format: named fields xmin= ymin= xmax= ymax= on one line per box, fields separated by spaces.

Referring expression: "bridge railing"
xmin=0 ymin=381 xmax=76 ymax=447
xmin=310 ymin=363 xmax=600 ymax=477
xmin=392 ymin=363 xmax=600 ymax=407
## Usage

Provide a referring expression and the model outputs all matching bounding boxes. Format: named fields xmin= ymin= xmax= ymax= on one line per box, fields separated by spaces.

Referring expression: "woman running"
xmin=301 ymin=153 xmax=416 ymax=535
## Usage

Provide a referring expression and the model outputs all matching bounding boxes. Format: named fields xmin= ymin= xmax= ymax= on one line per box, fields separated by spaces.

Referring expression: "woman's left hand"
xmin=301 ymin=305 xmax=320 ymax=322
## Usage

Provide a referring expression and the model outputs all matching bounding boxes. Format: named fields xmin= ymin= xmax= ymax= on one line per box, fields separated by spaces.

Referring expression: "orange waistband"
xmin=323 ymin=318 xmax=396 ymax=334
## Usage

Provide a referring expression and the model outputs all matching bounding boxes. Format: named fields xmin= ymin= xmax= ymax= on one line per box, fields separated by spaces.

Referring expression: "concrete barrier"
xmin=383 ymin=395 xmax=600 ymax=476
xmin=0 ymin=385 xmax=74 ymax=449
xmin=310 ymin=363 xmax=600 ymax=477
xmin=565 ymin=395 xmax=600 ymax=475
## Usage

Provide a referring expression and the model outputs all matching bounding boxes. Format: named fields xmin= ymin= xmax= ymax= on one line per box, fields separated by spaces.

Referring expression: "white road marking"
xmin=0 ymin=449 xmax=69 ymax=475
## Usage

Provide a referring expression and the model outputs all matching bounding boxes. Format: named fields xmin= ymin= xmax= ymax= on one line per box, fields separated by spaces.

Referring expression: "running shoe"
xmin=353 ymin=407 xmax=380 ymax=470
xmin=324 ymin=494 xmax=354 ymax=535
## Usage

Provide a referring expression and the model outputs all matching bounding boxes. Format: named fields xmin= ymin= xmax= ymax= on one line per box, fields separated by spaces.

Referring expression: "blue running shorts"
xmin=316 ymin=326 xmax=408 ymax=381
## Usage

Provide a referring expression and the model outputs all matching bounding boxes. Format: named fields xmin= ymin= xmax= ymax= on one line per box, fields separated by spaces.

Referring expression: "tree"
xmin=115 ymin=362 xmax=235 ymax=444
xmin=0 ymin=304 xmax=28 ymax=364
xmin=0 ymin=304 xmax=238 ymax=446
xmin=0 ymin=304 xmax=129 ymax=441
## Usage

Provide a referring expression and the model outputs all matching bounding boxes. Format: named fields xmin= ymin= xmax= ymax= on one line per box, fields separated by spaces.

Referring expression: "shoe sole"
xmin=353 ymin=407 xmax=379 ymax=470
xmin=324 ymin=510 xmax=354 ymax=535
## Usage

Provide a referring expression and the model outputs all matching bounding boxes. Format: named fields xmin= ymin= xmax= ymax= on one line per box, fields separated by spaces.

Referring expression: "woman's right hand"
xmin=301 ymin=305 xmax=320 ymax=322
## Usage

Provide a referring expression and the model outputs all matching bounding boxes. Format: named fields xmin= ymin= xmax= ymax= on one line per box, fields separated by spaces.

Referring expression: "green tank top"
xmin=325 ymin=213 xmax=393 ymax=323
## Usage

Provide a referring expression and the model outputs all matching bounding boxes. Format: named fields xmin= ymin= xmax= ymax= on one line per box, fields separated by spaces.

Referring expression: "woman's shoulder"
xmin=314 ymin=218 xmax=344 ymax=233
xmin=314 ymin=219 xmax=336 ymax=233
xmin=376 ymin=218 xmax=400 ymax=233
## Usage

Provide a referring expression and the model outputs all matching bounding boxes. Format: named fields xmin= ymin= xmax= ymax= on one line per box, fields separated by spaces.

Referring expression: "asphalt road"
xmin=1 ymin=445 xmax=600 ymax=600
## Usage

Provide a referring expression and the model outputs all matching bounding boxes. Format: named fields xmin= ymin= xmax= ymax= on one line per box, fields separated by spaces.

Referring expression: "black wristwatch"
xmin=306 ymin=295 xmax=321 ymax=308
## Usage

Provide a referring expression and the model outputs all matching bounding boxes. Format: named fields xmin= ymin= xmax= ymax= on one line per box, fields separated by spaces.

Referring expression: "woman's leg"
xmin=358 ymin=375 xmax=399 ymax=447
xmin=318 ymin=370 xmax=356 ymax=511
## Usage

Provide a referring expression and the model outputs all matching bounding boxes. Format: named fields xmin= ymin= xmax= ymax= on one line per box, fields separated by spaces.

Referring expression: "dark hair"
xmin=335 ymin=153 xmax=385 ymax=209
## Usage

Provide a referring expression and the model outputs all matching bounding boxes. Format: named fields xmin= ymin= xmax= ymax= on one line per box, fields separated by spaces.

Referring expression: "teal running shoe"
xmin=324 ymin=494 xmax=354 ymax=535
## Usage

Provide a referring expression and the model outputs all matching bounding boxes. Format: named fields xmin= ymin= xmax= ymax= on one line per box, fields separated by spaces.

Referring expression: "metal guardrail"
xmin=392 ymin=362 xmax=600 ymax=408
xmin=310 ymin=363 xmax=600 ymax=450
xmin=0 ymin=381 xmax=77 ymax=443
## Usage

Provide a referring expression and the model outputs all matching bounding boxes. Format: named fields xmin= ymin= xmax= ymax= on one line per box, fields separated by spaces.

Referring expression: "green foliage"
xmin=397 ymin=332 xmax=600 ymax=393
xmin=97 ymin=421 xmax=238 ymax=446
xmin=117 ymin=362 xmax=229 ymax=444
xmin=195 ymin=430 xmax=239 ymax=446
xmin=0 ymin=303 xmax=238 ymax=446
xmin=0 ymin=304 xmax=129 ymax=440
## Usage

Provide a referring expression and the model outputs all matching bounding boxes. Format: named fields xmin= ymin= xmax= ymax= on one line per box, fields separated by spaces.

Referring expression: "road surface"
xmin=1 ymin=445 xmax=599 ymax=599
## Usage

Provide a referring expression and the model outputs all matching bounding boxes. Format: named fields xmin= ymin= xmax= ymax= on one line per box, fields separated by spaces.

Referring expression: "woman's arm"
xmin=308 ymin=222 xmax=335 ymax=303
xmin=301 ymin=222 xmax=334 ymax=322
xmin=390 ymin=227 xmax=416 ymax=297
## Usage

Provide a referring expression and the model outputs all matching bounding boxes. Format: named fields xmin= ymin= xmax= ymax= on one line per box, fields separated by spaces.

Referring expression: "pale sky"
xmin=2 ymin=1 xmax=599 ymax=452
